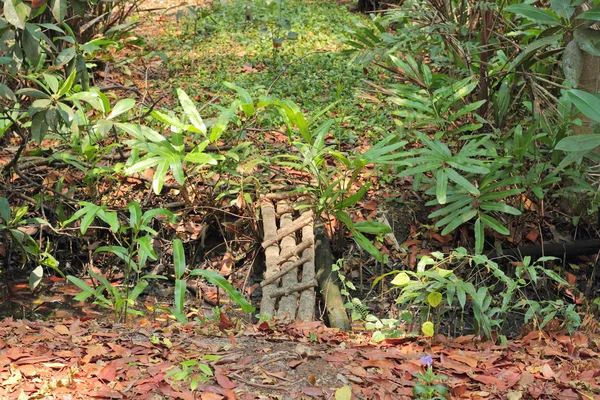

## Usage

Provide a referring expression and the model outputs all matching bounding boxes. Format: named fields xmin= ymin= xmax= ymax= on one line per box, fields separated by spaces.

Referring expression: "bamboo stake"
xmin=274 ymin=238 xmax=313 ymax=266
xmin=260 ymin=254 xmax=312 ymax=287
xmin=269 ymin=280 xmax=318 ymax=299
xmin=261 ymin=211 xmax=314 ymax=249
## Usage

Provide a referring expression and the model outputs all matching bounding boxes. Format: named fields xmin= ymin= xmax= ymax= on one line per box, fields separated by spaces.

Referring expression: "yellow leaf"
xmin=427 ymin=291 xmax=443 ymax=307
xmin=391 ymin=272 xmax=410 ymax=286
xmin=436 ymin=267 xmax=454 ymax=277
xmin=422 ymin=321 xmax=434 ymax=337
xmin=335 ymin=386 xmax=352 ymax=400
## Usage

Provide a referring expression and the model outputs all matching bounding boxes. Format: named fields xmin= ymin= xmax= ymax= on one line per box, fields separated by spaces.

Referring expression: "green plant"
xmin=66 ymin=202 xmax=176 ymax=322
xmin=256 ymin=0 xmax=299 ymax=66
xmin=0 ymin=197 xmax=58 ymax=289
xmin=171 ymin=238 xmax=255 ymax=324
xmin=387 ymin=248 xmax=577 ymax=340
xmin=165 ymin=356 xmax=221 ymax=391
xmin=399 ymin=132 xmax=523 ymax=253
xmin=413 ymin=355 xmax=448 ymax=400
xmin=278 ymin=117 xmax=405 ymax=260
xmin=387 ymin=54 xmax=485 ymax=135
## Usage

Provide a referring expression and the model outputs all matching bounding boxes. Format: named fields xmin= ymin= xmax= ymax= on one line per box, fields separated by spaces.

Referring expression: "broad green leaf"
xmin=56 ymin=46 xmax=76 ymax=67
xmin=50 ymin=0 xmax=66 ymax=23
xmin=16 ymin=88 xmax=50 ymax=99
xmin=421 ymin=321 xmax=434 ymax=336
xmin=504 ymin=4 xmax=561 ymax=25
xmin=555 ymin=134 xmax=600 ymax=152
xmin=0 ymin=83 xmax=16 ymax=102
xmin=23 ymin=24 xmax=41 ymax=65
xmin=440 ymin=209 xmax=478 ymax=236
xmin=98 ymin=210 xmax=119 ymax=232
xmin=436 ymin=168 xmax=447 ymax=204
xmin=80 ymin=205 xmax=101 ymax=234
xmin=173 ymin=239 xmax=185 ymax=279
xmin=391 ymin=272 xmax=411 ymax=286
xmin=480 ymin=202 xmax=522 ymax=215
xmin=141 ymin=208 xmax=176 ymax=225
xmin=427 ymin=291 xmax=442 ymax=307
xmin=550 ymin=0 xmax=574 ymax=18
xmin=152 ymin=158 xmax=169 ymax=194
xmin=185 ymin=149 xmax=218 ymax=165
xmin=541 ymin=269 xmax=570 ymax=286
xmin=474 ymin=217 xmax=484 ymax=254
xmin=577 ymin=7 xmax=600 ymax=22
xmin=223 ymin=81 xmax=254 ymax=117
xmin=0 ymin=197 xmax=10 ymax=222
xmin=67 ymin=275 xmax=95 ymax=295
xmin=137 ymin=235 xmax=157 ymax=261
xmin=57 ymin=69 xmax=77 ymax=98
xmin=128 ymin=201 xmax=142 ymax=228
xmin=174 ymin=278 xmax=186 ymax=315
xmin=335 ymin=182 xmax=371 ymax=210
xmin=353 ymin=221 xmax=392 ymax=235
xmin=107 ymin=98 xmax=136 ymax=120
xmin=508 ymin=34 xmax=562 ymax=71
xmin=177 ymin=89 xmax=206 ymax=135
xmin=352 ymin=229 xmax=383 ymax=262
xmin=189 ymin=269 xmax=255 ymax=313
xmin=567 ymin=89 xmax=600 ymax=122
xmin=480 ymin=214 xmax=509 ymax=235
xmin=446 ymin=168 xmax=479 ymax=195
xmin=129 ymin=280 xmax=149 ymax=301
xmin=574 ymin=28 xmax=600 ymax=57
xmin=4 ymin=0 xmax=29 ymax=29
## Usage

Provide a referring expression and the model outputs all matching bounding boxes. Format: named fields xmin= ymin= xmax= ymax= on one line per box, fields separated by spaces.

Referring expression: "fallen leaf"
xmin=335 ymin=385 xmax=352 ymax=400
xmin=54 ymin=325 xmax=70 ymax=336
xmin=542 ymin=363 xmax=554 ymax=379
xmin=215 ymin=372 xmax=236 ymax=389
xmin=97 ymin=362 xmax=117 ymax=382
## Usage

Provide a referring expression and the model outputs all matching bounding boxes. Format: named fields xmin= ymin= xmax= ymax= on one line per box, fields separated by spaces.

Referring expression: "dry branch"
xmin=269 ymin=280 xmax=318 ymax=299
xmin=261 ymin=211 xmax=314 ymax=249
xmin=260 ymin=254 xmax=313 ymax=287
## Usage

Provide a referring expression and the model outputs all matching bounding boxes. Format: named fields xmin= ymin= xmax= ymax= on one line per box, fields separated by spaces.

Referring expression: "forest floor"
xmin=2 ymin=316 xmax=600 ymax=399
xmin=2 ymin=0 xmax=600 ymax=399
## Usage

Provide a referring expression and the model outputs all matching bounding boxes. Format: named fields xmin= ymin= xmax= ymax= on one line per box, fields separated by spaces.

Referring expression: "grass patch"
xmin=142 ymin=0 xmax=394 ymax=141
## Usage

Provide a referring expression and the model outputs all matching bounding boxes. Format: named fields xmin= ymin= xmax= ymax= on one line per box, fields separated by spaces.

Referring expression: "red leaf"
xmin=301 ymin=386 xmax=323 ymax=397
xmin=97 ymin=362 xmax=117 ymax=382
xmin=216 ymin=372 xmax=236 ymax=389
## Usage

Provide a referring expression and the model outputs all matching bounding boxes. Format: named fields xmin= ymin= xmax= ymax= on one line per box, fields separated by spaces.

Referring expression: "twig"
xmin=230 ymin=373 xmax=289 ymax=390
xmin=260 ymin=254 xmax=313 ymax=288
xmin=273 ymin=239 xmax=313 ymax=267
xmin=261 ymin=211 xmax=313 ymax=248
xmin=269 ymin=280 xmax=317 ymax=298
xmin=263 ymin=191 xmax=311 ymax=200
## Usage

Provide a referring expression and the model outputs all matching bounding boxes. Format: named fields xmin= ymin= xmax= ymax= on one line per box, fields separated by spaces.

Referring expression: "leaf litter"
xmin=1 ymin=317 xmax=600 ymax=399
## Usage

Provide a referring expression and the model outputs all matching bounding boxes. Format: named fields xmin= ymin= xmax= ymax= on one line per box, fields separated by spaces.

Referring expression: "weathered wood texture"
xmin=259 ymin=197 xmax=316 ymax=322
xmin=259 ymin=200 xmax=279 ymax=316
xmin=297 ymin=209 xmax=316 ymax=322
xmin=276 ymin=201 xmax=299 ymax=320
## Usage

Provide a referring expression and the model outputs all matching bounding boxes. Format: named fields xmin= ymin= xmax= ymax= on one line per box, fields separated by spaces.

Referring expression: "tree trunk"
xmin=572 ymin=4 xmax=600 ymax=137
xmin=357 ymin=0 xmax=380 ymax=12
